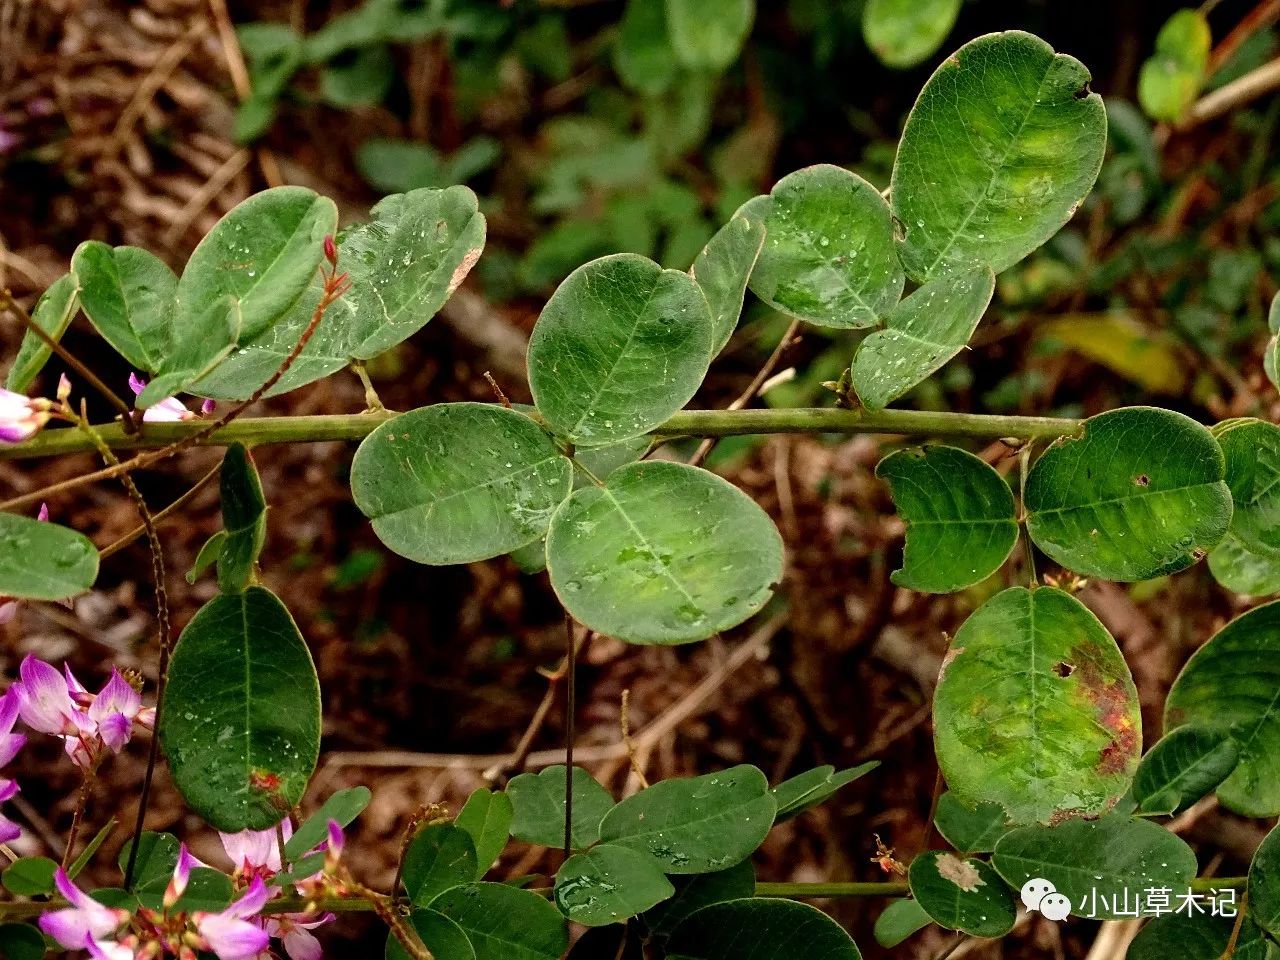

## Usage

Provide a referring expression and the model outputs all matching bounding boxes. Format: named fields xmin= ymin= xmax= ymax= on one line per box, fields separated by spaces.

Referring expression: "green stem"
xmin=0 ymin=408 xmax=1083 ymax=464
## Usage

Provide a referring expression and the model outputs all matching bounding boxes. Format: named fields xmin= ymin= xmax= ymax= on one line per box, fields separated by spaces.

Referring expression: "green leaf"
xmin=401 ymin=824 xmax=477 ymax=906
xmin=0 ymin=923 xmax=46 ymax=960
xmin=190 ymin=186 xmax=485 ymax=400
xmin=140 ymin=187 xmax=338 ymax=405
xmin=555 ymin=844 xmax=675 ymax=926
xmin=873 ymin=898 xmax=932 ymax=948
xmin=935 ymin=586 xmax=1140 ymax=825
xmin=1165 ymin=600 xmax=1280 ymax=816
xmin=1138 ymin=10 xmax=1211 ymax=122
xmin=862 ymin=0 xmax=961 ymax=69
xmin=527 ymin=253 xmax=713 ymax=447
xmin=321 ymin=44 xmax=394 ymax=107
xmin=933 ymin=793 xmax=1011 ymax=854
xmin=546 ymin=461 xmax=783 ymax=645
xmin=216 ymin=443 xmax=267 ymax=594
xmin=454 ymin=789 xmax=513 ymax=878
xmin=667 ymin=898 xmax=862 ymax=959
xmin=1130 ymin=913 xmax=1276 ymax=960
xmin=643 ymin=861 xmax=756 ymax=939
xmin=429 ymin=882 xmax=568 ymax=960
xmin=6 ymin=273 xmax=78 ymax=392
xmin=357 ymin=140 xmax=444 ymax=193
xmin=1266 ymin=293 xmax=1280 ymax=395
xmin=908 ymin=851 xmax=1016 ymax=937
xmin=238 ymin=21 xmax=303 ymax=100
xmin=71 ymin=241 xmax=176 ymax=373
xmin=739 ymin=165 xmax=902 ymax=329
xmin=1024 ymin=407 xmax=1231 ymax=581
xmin=876 ymin=445 xmax=1018 ymax=593
xmin=186 ymin=531 xmax=228 ymax=585
xmin=690 ymin=215 xmax=766 ymax=355
xmin=0 ymin=512 xmax=98 ymax=601
xmin=159 ymin=868 xmax=234 ymax=913
xmin=1250 ymin=823 xmax=1280 ymax=941
xmin=284 ymin=786 xmax=372 ymax=861
xmin=118 ymin=831 xmax=179 ymax=893
xmin=615 ymin=0 xmax=676 ymax=95
xmin=599 ymin=765 xmax=776 ymax=874
xmin=387 ymin=909 xmax=476 ymax=960
xmin=771 ymin=762 xmax=878 ymax=822
xmin=1 ymin=856 xmax=57 ymax=896
xmin=891 ymin=31 xmax=1107 ymax=282
xmin=851 ymin=267 xmax=995 ymax=410
xmin=507 ymin=765 xmax=614 ymax=850
xmin=1216 ymin=419 xmax=1280 ymax=555
xmin=664 ymin=0 xmax=753 ymax=71
xmin=351 ymin=403 xmax=572 ymax=566
xmin=992 ymin=815 xmax=1197 ymax=920
xmin=1131 ymin=726 xmax=1240 ymax=816
xmin=159 ymin=587 xmax=321 ymax=831
xmin=1208 ymin=534 xmax=1280 ymax=596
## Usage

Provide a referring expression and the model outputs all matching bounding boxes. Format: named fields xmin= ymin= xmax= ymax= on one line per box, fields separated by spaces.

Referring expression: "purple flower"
xmin=0 ymin=686 xmax=28 ymax=767
xmin=220 ymin=819 xmax=289 ymax=880
xmin=0 ymin=388 xmax=50 ymax=443
xmin=191 ymin=876 xmax=271 ymax=960
xmin=89 ymin=669 xmax=150 ymax=754
xmin=127 ymin=373 xmax=198 ymax=423
xmin=38 ymin=867 xmax=130 ymax=951
xmin=268 ymin=912 xmax=332 ymax=960
xmin=0 ymin=779 xmax=21 ymax=843
xmin=14 ymin=654 xmax=83 ymax=736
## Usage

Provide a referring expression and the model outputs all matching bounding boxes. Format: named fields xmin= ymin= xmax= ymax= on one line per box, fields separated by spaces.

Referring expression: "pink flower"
xmin=0 ymin=779 xmax=21 ymax=843
xmin=127 ymin=373 xmax=198 ymax=423
xmin=191 ymin=876 xmax=271 ymax=960
xmin=0 ymin=388 xmax=50 ymax=443
xmin=0 ymin=686 xmax=28 ymax=767
xmin=38 ymin=868 xmax=130 ymax=951
xmin=14 ymin=654 xmax=82 ymax=736
xmin=220 ymin=819 xmax=289 ymax=880
xmin=267 ymin=912 xmax=332 ymax=960
xmin=89 ymin=669 xmax=151 ymax=754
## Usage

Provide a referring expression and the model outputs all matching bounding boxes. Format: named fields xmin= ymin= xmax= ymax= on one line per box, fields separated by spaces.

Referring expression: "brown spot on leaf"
xmin=1053 ymin=661 xmax=1074 ymax=678
xmin=1134 ymin=474 xmax=1150 ymax=487
xmin=936 ymin=853 xmax=984 ymax=893
xmin=446 ymin=245 xmax=483 ymax=298
xmin=938 ymin=645 xmax=965 ymax=682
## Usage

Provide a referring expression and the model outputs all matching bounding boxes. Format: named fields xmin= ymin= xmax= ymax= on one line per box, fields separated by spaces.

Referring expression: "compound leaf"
xmin=1165 ymin=600 xmax=1280 ymax=816
xmin=892 ymin=31 xmax=1107 ymax=282
xmin=1024 ymin=407 xmax=1230 ymax=581
xmin=667 ymin=898 xmax=862 ymax=960
xmin=71 ymin=242 xmax=176 ymax=373
xmin=908 ymin=851 xmax=1016 ymax=937
xmin=934 ymin=586 xmax=1140 ymax=825
xmin=555 ymin=844 xmax=674 ymax=926
xmin=877 ymin=445 xmax=1018 ymax=593
xmin=546 ymin=461 xmax=782 ymax=645
xmin=159 ymin=587 xmax=321 ymax=831
xmin=351 ymin=404 xmax=572 ymax=566
xmin=992 ymin=816 xmax=1197 ymax=920
xmin=527 ymin=253 xmax=713 ymax=447
xmin=740 ymin=164 xmax=902 ymax=329
xmin=508 ymin=765 xmax=614 ymax=851
xmin=1131 ymin=726 xmax=1240 ymax=816
xmin=599 ymin=765 xmax=776 ymax=874
xmin=851 ymin=266 xmax=994 ymax=410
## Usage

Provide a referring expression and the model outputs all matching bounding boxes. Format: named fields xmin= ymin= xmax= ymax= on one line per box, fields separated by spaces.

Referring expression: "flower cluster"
xmin=12 ymin=656 xmax=154 ymax=770
xmin=39 ymin=821 xmax=345 ymax=960
xmin=0 ymin=687 xmax=27 ymax=843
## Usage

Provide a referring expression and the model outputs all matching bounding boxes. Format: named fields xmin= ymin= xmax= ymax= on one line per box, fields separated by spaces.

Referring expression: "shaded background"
xmin=0 ymin=0 xmax=1278 ymax=956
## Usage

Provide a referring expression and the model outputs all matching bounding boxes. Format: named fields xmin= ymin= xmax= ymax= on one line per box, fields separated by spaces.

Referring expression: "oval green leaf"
xmin=908 ymin=851 xmax=1016 ymax=937
xmin=1250 ymin=823 xmax=1280 ymax=941
xmin=454 ymin=788 xmax=513 ymax=879
xmin=546 ymin=461 xmax=783 ymax=645
xmin=1131 ymin=726 xmax=1240 ymax=816
xmin=1138 ymin=10 xmax=1211 ymax=122
xmin=429 ymin=883 xmax=568 ymax=960
xmin=1 ymin=856 xmax=57 ymax=896
xmin=891 ymin=31 xmax=1107 ymax=282
xmin=691 ymin=215 xmax=766 ymax=355
xmin=740 ymin=165 xmax=903 ymax=329
xmin=159 ymin=587 xmax=321 ymax=831
xmin=6 ymin=273 xmax=78 ymax=393
xmin=0 ymin=923 xmax=46 ymax=960
xmin=933 ymin=793 xmax=1011 ymax=854
xmin=527 ymin=253 xmax=713 ymax=447
xmin=1208 ymin=534 xmax=1280 ymax=596
xmin=1130 ymin=913 xmax=1276 ymax=960
xmin=935 ymin=586 xmax=1141 ymax=825
xmin=284 ymin=785 xmax=372 ymax=861
xmin=644 ymin=861 xmax=756 ymax=939
xmin=555 ymin=844 xmax=674 ymax=926
xmin=667 ymin=898 xmax=862 ymax=960
xmin=351 ymin=403 xmax=572 ymax=566
xmin=1216 ymin=419 xmax=1280 ymax=555
xmin=992 ymin=815 xmax=1197 ymax=920
xmin=599 ymin=764 xmax=776 ymax=874
xmin=664 ymin=0 xmax=753 ymax=71
xmin=1165 ymin=600 xmax=1280 ymax=816
xmin=852 ymin=266 xmax=994 ymax=410
xmin=216 ymin=443 xmax=267 ymax=594
xmin=1025 ymin=407 xmax=1230 ymax=581
xmin=877 ymin=445 xmax=1018 ymax=593
xmin=771 ymin=762 xmax=878 ymax=822
xmin=615 ymin=0 xmax=676 ymax=96
xmin=862 ymin=0 xmax=961 ymax=69
xmin=508 ymin=765 xmax=614 ymax=850
xmin=874 ymin=898 xmax=932 ymax=948
xmin=402 ymin=824 xmax=478 ymax=907
xmin=72 ymin=241 xmax=176 ymax=373
xmin=0 ymin=511 xmax=98 ymax=601
xmin=387 ymin=909 xmax=475 ymax=960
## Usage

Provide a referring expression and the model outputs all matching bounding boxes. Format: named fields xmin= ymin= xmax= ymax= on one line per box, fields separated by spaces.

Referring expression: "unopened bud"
xmin=323 ymin=234 xmax=338 ymax=266
xmin=56 ymin=373 xmax=71 ymax=402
